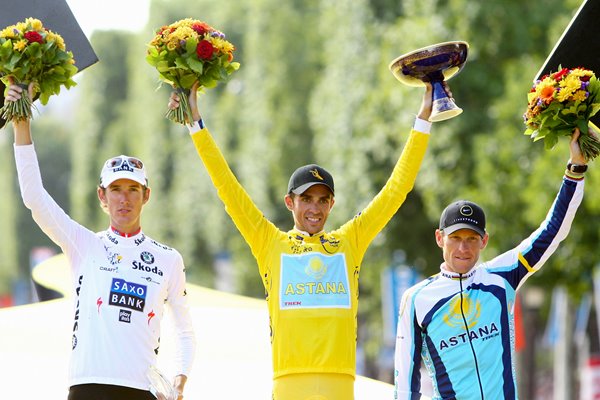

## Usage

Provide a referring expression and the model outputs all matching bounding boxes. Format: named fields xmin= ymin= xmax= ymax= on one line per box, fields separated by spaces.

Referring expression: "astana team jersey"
xmin=14 ymin=144 xmax=195 ymax=391
xmin=188 ymin=121 xmax=429 ymax=378
xmin=394 ymin=176 xmax=583 ymax=399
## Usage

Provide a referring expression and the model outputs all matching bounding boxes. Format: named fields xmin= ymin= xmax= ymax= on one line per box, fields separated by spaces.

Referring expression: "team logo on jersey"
xmin=443 ymin=295 xmax=481 ymax=328
xmin=72 ymin=275 xmax=83 ymax=346
xmin=438 ymin=322 xmax=500 ymax=350
xmin=109 ymin=252 xmax=122 ymax=265
xmin=437 ymin=293 xmax=500 ymax=351
xmin=148 ymin=310 xmax=155 ymax=325
xmin=119 ymin=309 xmax=132 ymax=323
xmin=133 ymin=261 xmax=164 ymax=276
xmin=305 ymin=257 xmax=327 ymax=279
xmin=106 ymin=232 xmax=119 ymax=245
xmin=280 ymin=253 xmax=350 ymax=309
xmin=109 ymin=278 xmax=147 ymax=312
xmin=151 ymin=239 xmax=172 ymax=251
xmin=135 ymin=234 xmax=146 ymax=246
xmin=140 ymin=251 xmax=155 ymax=264
xmin=97 ymin=297 xmax=103 ymax=314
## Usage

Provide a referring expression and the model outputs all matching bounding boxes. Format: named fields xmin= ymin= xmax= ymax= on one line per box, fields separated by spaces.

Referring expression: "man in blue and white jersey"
xmin=394 ymin=129 xmax=588 ymax=399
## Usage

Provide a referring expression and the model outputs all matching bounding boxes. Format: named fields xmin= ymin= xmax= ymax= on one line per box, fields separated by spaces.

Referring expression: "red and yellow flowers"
xmin=524 ymin=67 xmax=600 ymax=160
xmin=146 ymin=18 xmax=240 ymax=125
xmin=0 ymin=17 xmax=78 ymax=122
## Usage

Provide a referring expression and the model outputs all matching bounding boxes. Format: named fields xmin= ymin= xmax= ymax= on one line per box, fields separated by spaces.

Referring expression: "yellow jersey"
xmin=190 ymin=125 xmax=429 ymax=379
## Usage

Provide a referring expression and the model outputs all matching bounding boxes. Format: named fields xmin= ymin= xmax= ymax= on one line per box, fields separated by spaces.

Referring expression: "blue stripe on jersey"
xmin=421 ymin=290 xmax=459 ymax=398
xmin=471 ymin=282 xmax=515 ymax=399
xmin=410 ymin=314 xmax=423 ymax=394
xmin=424 ymin=333 xmax=456 ymax=398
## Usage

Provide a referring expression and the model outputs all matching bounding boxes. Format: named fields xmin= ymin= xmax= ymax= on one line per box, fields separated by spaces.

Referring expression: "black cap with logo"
xmin=287 ymin=164 xmax=335 ymax=195
xmin=439 ymin=200 xmax=486 ymax=237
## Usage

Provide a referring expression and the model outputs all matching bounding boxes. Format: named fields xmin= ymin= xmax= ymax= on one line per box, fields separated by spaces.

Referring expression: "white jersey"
xmin=15 ymin=144 xmax=196 ymax=390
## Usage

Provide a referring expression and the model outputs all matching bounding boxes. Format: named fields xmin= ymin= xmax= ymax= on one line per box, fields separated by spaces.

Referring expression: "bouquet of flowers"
xmin=0 ymin=17 xmax=78 ymax=122
xmin=146 ymin=18 xmax=240 ymax=125
xmin=523 ymin=66 xmax=600 ymax=160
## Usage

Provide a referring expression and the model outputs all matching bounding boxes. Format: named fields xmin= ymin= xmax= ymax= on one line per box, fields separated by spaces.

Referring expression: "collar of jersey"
xmin=105 ymin=228 xmax=144 ymax=246
xmin=439 ymin=265 xmax=477 ymax=280
xmin=291 ymin=227 xmax=325 ymax=238
xmin=110 ymin=226 xmax=142 ymax=238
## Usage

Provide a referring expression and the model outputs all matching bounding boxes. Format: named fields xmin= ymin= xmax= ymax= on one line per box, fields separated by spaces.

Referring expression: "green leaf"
xmin=544 ymin=134 xmax=558 ymax=149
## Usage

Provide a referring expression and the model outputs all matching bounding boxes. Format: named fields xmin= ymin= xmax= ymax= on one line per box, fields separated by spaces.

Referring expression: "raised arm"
xmin=486 ymin=127 xmax=587 ymax=289
xmin=167 ymin=82 xmax=279 ymax=259
xmin=340 ymin=83 xmax=439 ymax=254
xmin=5 ymin=79 xmax=93 ymax=267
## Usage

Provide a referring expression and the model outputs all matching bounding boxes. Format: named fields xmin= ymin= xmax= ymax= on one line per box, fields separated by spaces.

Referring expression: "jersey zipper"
xmin=459 ymin=274 xmax=485 ymax=399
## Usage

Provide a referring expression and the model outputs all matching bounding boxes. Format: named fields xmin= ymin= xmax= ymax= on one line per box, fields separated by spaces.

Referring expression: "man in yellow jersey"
xmin=168 ymin=82 xmax=440 ymax=399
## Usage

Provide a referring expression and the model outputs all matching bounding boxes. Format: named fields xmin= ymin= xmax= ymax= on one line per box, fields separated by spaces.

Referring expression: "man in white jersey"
xmin=4 ymin=81 xmax=196 ymax=400
xmin=394 ymin=129 xmax=588 ymax=399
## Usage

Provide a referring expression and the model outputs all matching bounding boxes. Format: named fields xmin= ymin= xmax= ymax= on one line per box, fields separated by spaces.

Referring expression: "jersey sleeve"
xmin=339 ymin=128 xmax=429 ymax=259
xmin=189 ymin=126 xmax=279 ymax=269
xmin=485 ymin=177 xmax=584 ymax=290
xmin=166 ymin=251 xmax=196 ymax=377
xmin=394 ymin=288 xmax=424 ymax=399
xmin=14 ymin=143 xmax=94 ymax=274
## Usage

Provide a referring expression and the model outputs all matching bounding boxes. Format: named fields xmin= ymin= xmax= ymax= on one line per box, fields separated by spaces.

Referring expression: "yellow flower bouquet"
xmin=146 ymin=18 xmax=240 ymax=125
xmin=0 ymin=17 xmax=78 ymax=122
xmin=523 ymin=67 xmax=600 ymax=160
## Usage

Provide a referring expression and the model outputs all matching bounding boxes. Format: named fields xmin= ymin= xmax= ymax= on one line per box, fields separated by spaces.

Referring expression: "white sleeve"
xmin=14 ymin=143 xmax=94 ymax=272
xmin=167 ymin=251 xmax=197 ymax=376
xmin=413 ymin=118 xmax=432 ymax=134
xmin=394 ymin=289 xmax=424 ymax=399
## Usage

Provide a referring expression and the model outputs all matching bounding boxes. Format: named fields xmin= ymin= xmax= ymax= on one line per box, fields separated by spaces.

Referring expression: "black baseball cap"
xmin=287 ymin=164 xmax=335 ymax=195
xmin=439 ymin=200 xmax=486 ymax=237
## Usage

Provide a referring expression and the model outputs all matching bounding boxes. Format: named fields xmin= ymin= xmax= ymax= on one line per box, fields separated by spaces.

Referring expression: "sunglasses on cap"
xmin=105 ymin=156 xmax=144 ymax=170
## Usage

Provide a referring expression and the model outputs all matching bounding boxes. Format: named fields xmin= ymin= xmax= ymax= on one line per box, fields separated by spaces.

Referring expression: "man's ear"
xmin=143 ymin=187 xmax=151 ymax=204
xmin=435 ymin=229 xmax=444 ymax=248
xmin=284 ymin=194 xmax=294 ymax=211
xmin=481 ymin=233 xmax=489 ymax=249
xmin=97 ymin=186 xmax=107 ymax=205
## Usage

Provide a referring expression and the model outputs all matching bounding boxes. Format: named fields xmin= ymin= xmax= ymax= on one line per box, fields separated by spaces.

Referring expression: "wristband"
xmin=567 ymin=162 xmax=587 ymax=174
xmin=564 ymin=169 xmax=585 ymax=181
xmin=187 ymin=119 xmax=205 ymax=135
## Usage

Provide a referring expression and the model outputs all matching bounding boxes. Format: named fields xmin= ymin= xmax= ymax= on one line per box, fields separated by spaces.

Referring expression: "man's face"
xmin=98 ymin=179 xmax=149 ymax=234
xmin=285 ymin=184 xmax=334 ymax=235
xmin=435 ymin=228 xmax=488 ymax=274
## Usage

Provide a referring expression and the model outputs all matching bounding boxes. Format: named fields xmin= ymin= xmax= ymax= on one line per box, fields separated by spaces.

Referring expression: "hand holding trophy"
xmin=389 ymin=41 xmax=469 ymax=122
xmin=148 ymin=365 xmax=179 ymax=400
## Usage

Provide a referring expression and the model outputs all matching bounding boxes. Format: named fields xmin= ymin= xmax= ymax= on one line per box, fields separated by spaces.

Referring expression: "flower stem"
xmin=578 ymin=132 xmax=600 ymax=161
xmin=165 ymin=87 xmax=194 ymax=125
xmin=0 ymin=82 xmax=33 ymax=123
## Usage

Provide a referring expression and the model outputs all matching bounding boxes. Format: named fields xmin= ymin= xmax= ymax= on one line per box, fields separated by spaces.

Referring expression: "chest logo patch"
xmin=109 ymin=278 xmax=147 ymax=312
xmin=443 ymin=294 xmax=481 ymax=328
xmin=280 ymin=253 xmax=350 ymax=309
